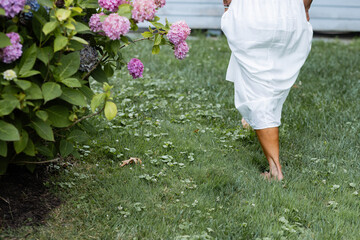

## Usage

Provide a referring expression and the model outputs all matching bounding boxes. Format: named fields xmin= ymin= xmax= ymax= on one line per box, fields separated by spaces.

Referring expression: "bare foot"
xmin=241 ymin=118 xmax=251 ymax=130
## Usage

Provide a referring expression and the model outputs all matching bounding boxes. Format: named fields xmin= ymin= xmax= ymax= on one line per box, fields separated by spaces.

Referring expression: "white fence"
xmin=139 ymin=0 xmax=360 ymax=32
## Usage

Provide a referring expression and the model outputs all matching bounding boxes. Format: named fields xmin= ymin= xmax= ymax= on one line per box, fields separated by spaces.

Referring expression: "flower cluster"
xmin=0 ymin=32 xmax=23 ymax=64
xmin=167 ymin=21 xmax=191 ymax=59
xmin=24 ymin=0 xmax=40 ymax=19
xmin=127 ymin=58 xmax=144 ymax=79
xmin=89 ymin=13 xmax=106 ymax=33
xmin=174 ymin=41 xmax=189 ymax=60
xmin=102 ymin=13 xmax=131 ymax=40
xmin=167 ymin=21 xmax=191 ymax=45
xmin=0 ymin=0 xmax=26 ymax=18
xmin=3 ymin=70 xmax=17 ymax=81
xmin=79 ymin=46 xmax=99 ymax=72
xmin=154 ymin=0 xmax=166 ymax=8
xmin=131 ymin=0 xmax=157 ymax=22
xmin=98 ymin=0 xmax=120 ymax=12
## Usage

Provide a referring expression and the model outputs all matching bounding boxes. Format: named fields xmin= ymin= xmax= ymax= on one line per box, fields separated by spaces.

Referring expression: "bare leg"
xmin=255 ymin=127 xmax=284 ymax=181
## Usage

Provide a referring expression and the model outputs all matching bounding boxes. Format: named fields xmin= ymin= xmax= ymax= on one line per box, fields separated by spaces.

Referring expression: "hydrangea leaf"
xmin=0 ymin=120 xmax=20 ymax=141
xmin=104 ymin=101 xmax=117 ymax=121
xmin=60 ymin=87 xmax=87 ymax=106
xmin=42 ymin=82 xmax=62 ymax=103
xmin=30 ymin=118 xmax=54 ymax=141
xmin=46 ymin=105 xmax=72 ymax=128
xmin=0 ymin=32 xmax=11 ymax=48
xmin=54 ymin=35 xmax=69 ymax=52
xmin=0 ymin=141 xmax=7 ymax=157
xmin=59 ymin=139 xmax=74 ymax=157
xmin=14 ymin=129 xmax=29 ymax=154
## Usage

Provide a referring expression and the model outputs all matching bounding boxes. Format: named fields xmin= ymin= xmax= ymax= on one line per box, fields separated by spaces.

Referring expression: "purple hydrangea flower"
xmin=0 ymin=32 xmax=23 ymax=64
xmin=174 ymin=41 xmax=189 ymax=60
xmin=89 ymin=13 xmax=106 ymax=34
xmin=102 ymin=13 xmax=131 ymax=40
xmin=131 ymin=0 xmax=157 ymax=22
xmin=98 ymin=0 xmax=122 ymax=12
xmin=127 ymin=58 xmax=144 ymax=79
xmin=167 ymin=20 xmax=191 ymax=45
xmin=0 ymin=0 xmax=26 ymax=18
xmin=154 ymin=0 xmax=166 ymax=8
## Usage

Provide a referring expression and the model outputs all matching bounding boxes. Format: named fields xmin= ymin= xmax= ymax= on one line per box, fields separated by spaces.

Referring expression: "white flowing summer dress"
xmin=221 ymin=0 xmax=313 ymax=129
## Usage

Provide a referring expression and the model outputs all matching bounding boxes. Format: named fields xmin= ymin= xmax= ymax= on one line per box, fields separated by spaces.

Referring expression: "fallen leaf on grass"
xmin=120 ymin=157 xmax=142 ymax=167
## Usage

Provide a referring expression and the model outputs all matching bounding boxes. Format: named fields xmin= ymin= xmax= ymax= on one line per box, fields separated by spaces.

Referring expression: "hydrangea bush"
xmin=0 ymin=0 xmax=191 ymax=174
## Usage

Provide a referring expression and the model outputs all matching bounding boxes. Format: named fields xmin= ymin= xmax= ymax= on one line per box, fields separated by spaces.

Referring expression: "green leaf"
xmin=59 ymin=139 xmax=74 ymax=157
xmin=74 ymin=22 xmax=90 ymax=33
xmin=0 ymin=32 xmax=11 ymax=48
xmin=46 ymin=105 xmax=72 ymax=128
xmin=104 ymin=101 xmax=117 ymax=120
xmin=54 ymin=52 xmax=80 ymax=78
xmin=37 ymin=46 xmax=53 ymax=65
xmin=151 ymin=22 xmax=165 ymax=29
xmin=91 ymin=93 xmax=106 ymax=112
xmin=141 ymin=31 xmax=153 ymax=38
xmin=60 ymin=78 xmax=81 ymax=88
xmin=14 ymin=129 xmax=29 ymax=154
xmin=36 ymin=110 xmax=48 ymax=121
xmin=42 ymin=82 xmax=62 ymax=103
xmin=0 ymin=96 xmax=19 ymax=116
xmin=0 ymin=8 xmax=5 ymax=16
xmin=154 ymin=34 xmax=162 ymax=45
xmin=36 ymin=145 xmax=54 ymax=158
xmin=60 ymin=87 xmax=87 ymax=106
xmin=104 ymin=63 xmax=114 ymax=77
xmin=14 ymin=79 xmax=32 ymax=90
xmin=152 ymin=45 xmax=160 ymax=55
xmin=31 ymin=118 xmax=54 ymax=141
xmin=19 ymin=44 xmax=37 ymax=75
xmin=79 ymin=85 xmax=94 ymax=100
xmin=25 ymin=83 xmax=43 ymax=100
xmin=71 ymin=36 xmax=88 ymax=45
xmin=79 ymin=0 xmax=98 ymax=8
xmin=117 ymin=4 xmax=132 ymax=19
xmin=0 ymin=141 xmax=7 ymax=157
xmin=90 ymin=65 xmax=108 ymax=83
xmin=37 ymin=0 xmax=53 ymax=8
xmin=64 ymin=22 xmax=75 ymax=30
xmin=23 ymin=138 xmax=36 ymax=156
xmin=43 ymin=21 xmax=59 ymax=35
xmin=0 ymin=120 xmax=20 ymax=141
xmin=19 ymin=70 xmax=41 ymax=78
xmin=56 ymin=9 xmax=71 ymax=21
xmin=67 ymin=129 xmax=89 ymax=144
xmin=54 ymin=35 xmax=69 ymax=52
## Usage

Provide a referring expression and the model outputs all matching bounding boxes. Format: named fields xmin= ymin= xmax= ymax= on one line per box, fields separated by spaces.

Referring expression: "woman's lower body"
xmin=221 ymin=0 xmax=313 ymax=180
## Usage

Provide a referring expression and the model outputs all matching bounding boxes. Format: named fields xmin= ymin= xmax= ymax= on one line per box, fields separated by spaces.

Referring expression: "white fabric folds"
xmin=221 ymin=0 xmax=313 ymax=129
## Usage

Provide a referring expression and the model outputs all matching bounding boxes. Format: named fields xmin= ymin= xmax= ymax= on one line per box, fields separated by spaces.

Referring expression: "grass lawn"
xmin=2 ymin=36 xmax=360 ymax=239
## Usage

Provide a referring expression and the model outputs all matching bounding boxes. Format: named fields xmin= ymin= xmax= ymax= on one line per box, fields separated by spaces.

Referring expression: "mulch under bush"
xmin=0 ymin=165 xmax=61 ymax=229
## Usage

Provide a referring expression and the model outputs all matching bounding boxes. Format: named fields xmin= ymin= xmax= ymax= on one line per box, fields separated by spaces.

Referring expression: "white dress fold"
xmin=221 ymin=0 xmax=313 ymax=129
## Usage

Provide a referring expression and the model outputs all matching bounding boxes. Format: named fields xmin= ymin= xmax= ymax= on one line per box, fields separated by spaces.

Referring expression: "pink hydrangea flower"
xmin=131 ymin=0 xmax=157 ymax=22
xmin=0 ymin=0 xmax=26 ymax=18
xmin=0 ymin=32 xmax=23 ymax=64
xmin=174 ymin=41 xmax=189 ymax=60
xmin=154 ymin=0 xmax=166 ymax=8
xmin=167 ymin=20 xmax=191 ymax=45
xmin=102 ymin=13 xmax=131 ymax=40
xmin=98 ymin=0 xmax=122 ymax=12
xmin=127 ymin=58 xmax=144 ymax=79
xmin=89 ymin=13 xmax=106 ymax=33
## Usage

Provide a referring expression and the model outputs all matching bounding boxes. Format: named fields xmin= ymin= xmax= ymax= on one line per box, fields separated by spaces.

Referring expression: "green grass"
xmin=3 ymin=36 xmax=360 ymax=239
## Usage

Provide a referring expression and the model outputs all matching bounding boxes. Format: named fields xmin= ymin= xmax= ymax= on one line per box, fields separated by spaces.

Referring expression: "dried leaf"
xmin=120 ymin=157 xmax=142 ymax=167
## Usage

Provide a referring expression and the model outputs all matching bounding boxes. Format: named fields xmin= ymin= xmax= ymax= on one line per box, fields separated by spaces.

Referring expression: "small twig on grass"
xmin=119 ymin=37 xmax=152 ymax=50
